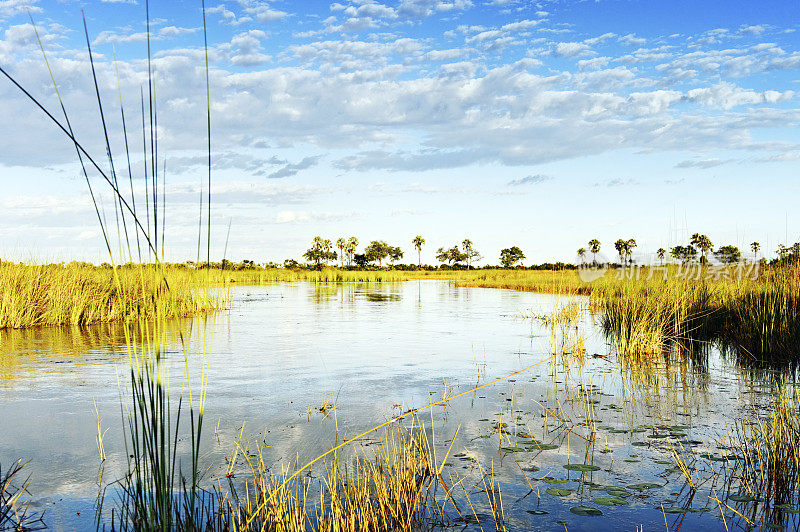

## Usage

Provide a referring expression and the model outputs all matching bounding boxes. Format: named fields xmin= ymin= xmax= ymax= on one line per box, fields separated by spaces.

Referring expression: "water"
xmin=0 ymin=281 xmax=796 ymax=530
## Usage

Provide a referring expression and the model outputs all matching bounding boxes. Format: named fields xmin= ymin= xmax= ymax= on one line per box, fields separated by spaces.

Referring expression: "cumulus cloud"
xmin=93 ymin=25 xmax=198 ymax=45
xmin=687 ymin=82 xmax=794 ymax=109
xmin=553 ymin=41 xmax=593 ymax=58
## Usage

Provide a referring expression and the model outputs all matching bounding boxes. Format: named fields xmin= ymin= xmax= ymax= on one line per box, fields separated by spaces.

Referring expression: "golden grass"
xmin=0 ymin=262 xmax=223 ymax=329
xmin=222 ymin=419 xmax=499 ymax=531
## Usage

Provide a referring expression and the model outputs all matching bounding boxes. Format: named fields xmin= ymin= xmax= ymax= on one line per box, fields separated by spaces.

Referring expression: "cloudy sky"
xmin=0 ymin=0 xmax=798 ymax=265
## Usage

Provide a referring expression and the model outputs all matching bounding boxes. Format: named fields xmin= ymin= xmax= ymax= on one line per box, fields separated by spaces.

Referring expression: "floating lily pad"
xmin=594 ymin=497 xmax=629 ymax=506
xmin=532 ymin=443 xmax=559 ymax=450
xmin=729 ymin=494 xmax=758 ymax=503
xmin=544 ymin=477 xmax=570 ymax=484
xmin=500 ymin=446 xmax=527 ymax=453
xmin=662 ymin=507 xmax=686 ymax=514
xmin=526 ymin=509 xmax=548 ymax=515
xmin=521 ymin=464 xmax=540 ymax=472
xmin=631 ymin=442 xmax=648 ymax=447
xmin=775 ymin=503 xmax=798 ymax=512
xmin=606 ymin=489 xmax=631 ymax=498
xmin=570 ymin=506 xmax=603 ymax=516
xmin=624 ymin=459 xmax=642 ymax=463
xmin=564 ymin=464 xmax=601 ymax=472
xmin=628 ymin=483 xmax=662 ymax=490
xmin=546 ymin=488 xmax=574 ymax=496
xmin=463 ymin=513 xmax=490 ymax=524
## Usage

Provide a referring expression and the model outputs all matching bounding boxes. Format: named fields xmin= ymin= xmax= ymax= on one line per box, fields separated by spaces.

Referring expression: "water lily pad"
xmin=631 ymin=442 xmax=648 ymax=447
xmin=526 ymin=509 xmax=548 ymax=515
xmin=775 ymin=504 xmax=798 ymax=513
xmin=628 ymin=483 xmax=662 ymax=490
xmin=729 ymin=494 xmax=757 ymax=503
xmin=594 ymin=497 xmax=629 ymax=506
xmin=662 ymin=507 xmax=687 ymax=514
xmin=544 ymin=477 xmax=570 ymax=484
xmin=546 ymin=488 xmax=574 ymax=496
xmin=521 ymin=464 xmax=540 ymax=472
xmin=564 ymin=464 xmax=600 ymax=472
xmin=500 ymin=446 xmax=527 ymax=453
xmin=570 ymin=506 xmax=603 ymax=516
xmin=463 ymin=513 xmax=490 ymax=524
xmin=532 ymin=443 xmax=559 ymax=450
xmin=606 ymin=489 xmax=631 ymax=498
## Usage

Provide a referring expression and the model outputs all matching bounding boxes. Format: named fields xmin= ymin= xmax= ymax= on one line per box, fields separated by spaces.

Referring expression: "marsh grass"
xmin=220 ymin=419 xmax=493 ymax=531
xmin=0 ymin=262 xmax=223 ymax=329
xmin=723 ymin=386 xmax=800 ymax=521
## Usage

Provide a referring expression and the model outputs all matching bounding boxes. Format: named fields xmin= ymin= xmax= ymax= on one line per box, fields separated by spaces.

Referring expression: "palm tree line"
xmin=576 ymin=234 xmax=765 ymax=267
xmin=299 ymin=236 xmax=527 ymax=269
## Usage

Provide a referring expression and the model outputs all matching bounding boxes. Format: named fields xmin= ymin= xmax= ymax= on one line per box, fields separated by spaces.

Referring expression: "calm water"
xmin=0 ymin=281 xmax=795 ymax=531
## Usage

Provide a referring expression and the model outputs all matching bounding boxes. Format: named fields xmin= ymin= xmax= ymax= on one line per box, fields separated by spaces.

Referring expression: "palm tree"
xmin=656 ymin=248 xmax=666 ymax=266
xmin=336 ymin=238 xmax=347 ymax=267
xmin=588 ymin=239 xmax=601 ymax=265
xmin=412 ymin=235 xmax=425 ymax=267
xmin=346 ymin=236 xmax=358 ymax=266
xmin=625 ymin=239 xmax=637 ymax=265
xmin=750 ymin=241 xmax=760 ymax=263
xmin=614 ymin=239 xmax=626 ymax=266
xmin=690 ymin=233 xmax=713 ymax=263
xmin=577 ymin=247 xmax=586 ymax=264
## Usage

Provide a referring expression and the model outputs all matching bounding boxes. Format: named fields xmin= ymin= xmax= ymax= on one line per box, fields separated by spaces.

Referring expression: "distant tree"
xmin=588 ymin=239 xmax=601 ymax=265
xmin=461 ymin=239 xmax=482 ymax=268
xmin=412 ymin=235 xmax=425 ymax=267
xmin=656 ymin=248 xmax=666 ymax=265
xmin=714 ymin=245 xmax=742 ymax=264
xmin=364 ymin=240 xmax=391 ymax=267
xmin=346 ymin=236 xmax=359 ymax=266
xmin=690 ymin=233 xmax=713 ymax=264
xmin=336 ymin=238 xmax=347 ymax=267
xmin=750 ymin=241 xmax=760 ymax=262
xmin=303 ymin=236 xmax=337 ymax=268
xmin=614 ymin=239 xmax=626 ymax=265
xmin=500 ymin=246 xmax=525 ymax=268
xmin=388 ymin=246 xmax=404 ymax=265
xmin=436 ymin=246 xmax=468 ymax=266
xmin=625 ymin=239 xmax=637 ymax=265
xmin=670 ymin=245 xmax=697 ymax=263
xmin=284 ymin=258 xmax=300 ymax=269
xmin=353 ymin=253 xmax=368 ymax=268
xmin=577 ymin=247 xmax=586 ymax=264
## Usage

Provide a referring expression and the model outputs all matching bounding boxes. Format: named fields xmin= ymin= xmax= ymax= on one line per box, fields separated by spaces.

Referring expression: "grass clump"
xmin=222 ymin=422 xmax=466 ymax=531
xmin=0 ymin=262 xmax=223 ymax=329
xmin=724 ymin=385 xmax=800 ymax=515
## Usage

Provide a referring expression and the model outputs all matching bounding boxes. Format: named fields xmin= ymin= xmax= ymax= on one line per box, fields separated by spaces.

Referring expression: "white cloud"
xmin=553 ymin=41 xmax=593 ymax=58
xmin=687 ymin=82 xmax=794 ymax=110
xmin=0 ymin=0 xmax=40 ymax=18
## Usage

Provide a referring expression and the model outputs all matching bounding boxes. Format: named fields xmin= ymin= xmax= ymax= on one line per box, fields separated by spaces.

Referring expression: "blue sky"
xmin=1 ymin=0 xmax=799 ymax=265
